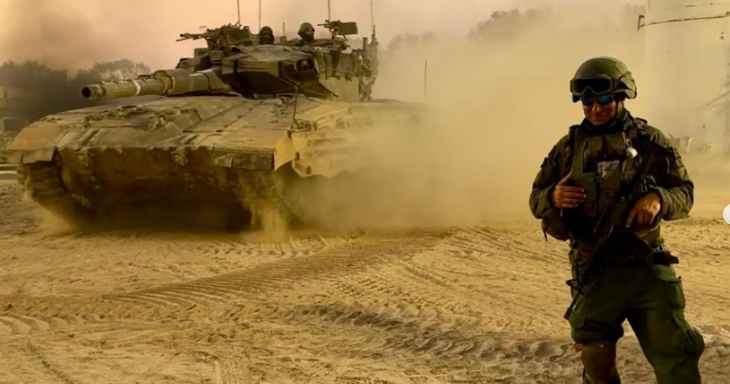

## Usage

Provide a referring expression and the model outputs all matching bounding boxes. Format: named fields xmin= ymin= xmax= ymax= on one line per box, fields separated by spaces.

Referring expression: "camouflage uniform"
xmin=529 ymin=57 xmax=704 ymax=384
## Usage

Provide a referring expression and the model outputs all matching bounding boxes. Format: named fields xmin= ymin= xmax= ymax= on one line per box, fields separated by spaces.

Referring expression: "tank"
xmin=3 ymin=21 xmax=420 ymax=230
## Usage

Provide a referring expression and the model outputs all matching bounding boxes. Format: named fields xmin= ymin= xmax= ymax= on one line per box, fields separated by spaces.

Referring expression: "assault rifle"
xmin=563 ymin=140 xmax=676 ymax=320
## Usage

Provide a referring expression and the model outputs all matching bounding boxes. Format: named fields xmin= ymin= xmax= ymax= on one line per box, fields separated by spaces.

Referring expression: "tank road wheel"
xmin=238 ymin=165 xmax=312 ymax=233
xmin=243 ymin=171 xmax=292 ymax=234
xmin=272 ymin=164 xmax=316 ymax=228
xmin=18 ymin=162 xmax=94 ymax=227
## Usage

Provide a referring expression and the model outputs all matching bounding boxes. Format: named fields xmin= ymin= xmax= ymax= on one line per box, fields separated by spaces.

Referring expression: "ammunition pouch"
xmin=541 ymin=208 xmax=572 ymax=241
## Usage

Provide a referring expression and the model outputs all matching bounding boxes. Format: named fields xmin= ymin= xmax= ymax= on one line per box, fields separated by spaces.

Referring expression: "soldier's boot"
xmin=582 ymin=370 xmax=622 ymax=384
xmin=580 ymin=342 xmax=621 ymax=384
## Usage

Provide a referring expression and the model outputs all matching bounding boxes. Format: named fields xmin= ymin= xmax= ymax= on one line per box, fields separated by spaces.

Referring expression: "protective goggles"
xmin=581 ymin=94 xmax=614 ymax=107
xmin=570 ymin=76 xmax=617 ymax=97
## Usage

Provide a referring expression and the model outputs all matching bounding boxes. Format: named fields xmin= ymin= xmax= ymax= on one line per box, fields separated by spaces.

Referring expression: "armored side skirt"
xmin=18 ymin=147 xmax=294 ymax=230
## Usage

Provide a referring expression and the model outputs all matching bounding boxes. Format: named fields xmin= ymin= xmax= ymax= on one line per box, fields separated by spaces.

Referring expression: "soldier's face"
xmin=302 ymin=28 xmax=314 ymax=39
xmin=581 ymin=94 xmax=621 ymax=126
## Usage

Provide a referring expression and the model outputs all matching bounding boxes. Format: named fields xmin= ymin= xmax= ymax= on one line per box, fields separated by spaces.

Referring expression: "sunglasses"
xmin=581 ymin=94 xmax=614 ymax=107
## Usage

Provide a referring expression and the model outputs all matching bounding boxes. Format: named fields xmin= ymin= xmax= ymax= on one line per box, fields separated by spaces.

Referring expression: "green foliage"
xmin=0 ymin=61 xmax=70 ymax=91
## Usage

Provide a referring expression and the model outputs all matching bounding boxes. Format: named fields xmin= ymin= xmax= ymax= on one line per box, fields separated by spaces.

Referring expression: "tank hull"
xmin=5 ymin=95 xmax=419 ymax=229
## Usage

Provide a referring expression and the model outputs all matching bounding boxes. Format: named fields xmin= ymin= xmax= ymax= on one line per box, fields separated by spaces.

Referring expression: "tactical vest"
xmin=562 ymin=117 xmax=647 ymax=221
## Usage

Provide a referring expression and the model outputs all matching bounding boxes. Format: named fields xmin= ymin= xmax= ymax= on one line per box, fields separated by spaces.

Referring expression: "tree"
xmin=468 ymin=9 xmax=546 ymax=42
xmin=0 ymin=59 xmax=150 ymax=123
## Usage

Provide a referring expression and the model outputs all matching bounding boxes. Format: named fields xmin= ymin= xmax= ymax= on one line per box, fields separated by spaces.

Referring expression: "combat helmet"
xmin=298 ymin=22 xmax=315 ymax=35
xmin=570 ymin=57 xmax=637 ymax=102
xmin=258 ymin=26 xmax=275 ymax=44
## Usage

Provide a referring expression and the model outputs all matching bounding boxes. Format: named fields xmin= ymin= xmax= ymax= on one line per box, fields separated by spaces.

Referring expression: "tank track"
xmin=18 ymin=160 xmax=308 ymax=231
xmin=240 ymin=165 xmax=310 ymax=229
xmin=18 ymin=162 xmax=94 ymax=226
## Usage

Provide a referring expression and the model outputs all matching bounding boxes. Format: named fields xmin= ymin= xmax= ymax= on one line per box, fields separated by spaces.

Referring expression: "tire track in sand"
xmin=0 ymin=342 xmax=87 ymax=384
xmin=308 ymin=227 xmax=563 ymax=337
xmin=103 ymin=232 xmax=448 ymax=308
xmin=267 ymin=300 xmax=581 ymax=381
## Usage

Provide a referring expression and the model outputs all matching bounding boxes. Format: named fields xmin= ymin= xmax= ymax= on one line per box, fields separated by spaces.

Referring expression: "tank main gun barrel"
xmin=81 ymin=69 xmax=230 ymax=100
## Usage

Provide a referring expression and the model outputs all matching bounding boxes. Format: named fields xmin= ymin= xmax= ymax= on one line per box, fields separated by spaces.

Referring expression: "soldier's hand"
xmin=626 ymin=192 xmax=662 ymax=227
xmin=551 ymin=172 xmax=586 ymax=209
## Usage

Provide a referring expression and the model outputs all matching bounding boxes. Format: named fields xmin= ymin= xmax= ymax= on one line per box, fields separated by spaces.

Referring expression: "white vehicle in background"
xmin=639 ymin=0 xmax=730 ymax=155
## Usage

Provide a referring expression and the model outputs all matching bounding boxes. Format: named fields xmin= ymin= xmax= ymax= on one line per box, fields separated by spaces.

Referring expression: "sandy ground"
xmin=0 ymin=172 xmax=728 ymax=384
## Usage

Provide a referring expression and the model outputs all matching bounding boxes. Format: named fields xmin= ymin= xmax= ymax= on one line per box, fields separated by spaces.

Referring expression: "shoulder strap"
xmin=629 ymin=117 xmax=649 ymax=147
xmin=562 ymin=125 xmax=580 ymax=175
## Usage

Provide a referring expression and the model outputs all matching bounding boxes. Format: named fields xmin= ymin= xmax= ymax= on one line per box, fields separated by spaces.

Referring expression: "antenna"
xmin=424 ymin=60 xmax=429 ymax=102
xmin=370 ymin=0 xmax=375 ymax=35
xmin=291 ymin=85 xmax=301 ymax=130
xmin=258 ymin=0 xmax=262 ymax=30
xmin=236 ymin=0 xmax=241 ymax=24
xmin=327 ymin=0 xmax=332 ymax=21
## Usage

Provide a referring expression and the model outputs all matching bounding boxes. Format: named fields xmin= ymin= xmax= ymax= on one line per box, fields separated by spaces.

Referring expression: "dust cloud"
xmin=299 ymin=3 xmax=647 ymax=230
xmin=0 ymin=0 xmax=643 ymax=69
xmin=0 ymin=0 xmax=114 ymax=69
xmin=0 ymin=0 xmax=153 ymax=125
xmin=0 ymin=1 xmax=668 ymax=232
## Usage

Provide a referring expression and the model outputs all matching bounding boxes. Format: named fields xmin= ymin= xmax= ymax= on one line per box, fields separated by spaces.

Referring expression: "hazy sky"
xmin=0 ymin=0 xmax=643 ymax=69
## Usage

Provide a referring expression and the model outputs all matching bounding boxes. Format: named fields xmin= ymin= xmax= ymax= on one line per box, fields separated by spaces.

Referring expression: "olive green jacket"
xmin=529 ymin=109 xmax=693 ymax=246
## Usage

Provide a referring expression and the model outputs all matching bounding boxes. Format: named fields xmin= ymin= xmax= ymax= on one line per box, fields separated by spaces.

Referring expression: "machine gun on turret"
xmin=177 ymin=23 xmax=253 ymax=52
xmin=317 ymin=20 xmax=359 ymax=39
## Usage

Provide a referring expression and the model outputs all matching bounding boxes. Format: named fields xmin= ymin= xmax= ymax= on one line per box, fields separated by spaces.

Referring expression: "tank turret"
xmin=80 ymin=21 xmax=379 ymax=103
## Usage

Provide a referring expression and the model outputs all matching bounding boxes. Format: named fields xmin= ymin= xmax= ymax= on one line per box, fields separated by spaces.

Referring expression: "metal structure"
xmin=4 ymin=19 xmax=420 ymax=229
xmin=0 ymin=87 xmax=30 ymax=135
xmin=0 ymin=86 xmax=37 ymax=165
xmin=639 ymin=0 xmax=730 ymax=153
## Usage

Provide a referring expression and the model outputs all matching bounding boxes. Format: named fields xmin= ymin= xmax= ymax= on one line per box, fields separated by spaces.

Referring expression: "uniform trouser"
xmin=568 ymin=263 xmax=704 ymax=384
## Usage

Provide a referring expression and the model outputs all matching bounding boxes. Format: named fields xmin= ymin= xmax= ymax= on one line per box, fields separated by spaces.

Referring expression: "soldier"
xmin=258 ymin=26 xmax=275 ymax=45
xmin=296 ymin=22 xmax=316 ymax=46
xmin=529 ymin=57 xmax=704 ymax=384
